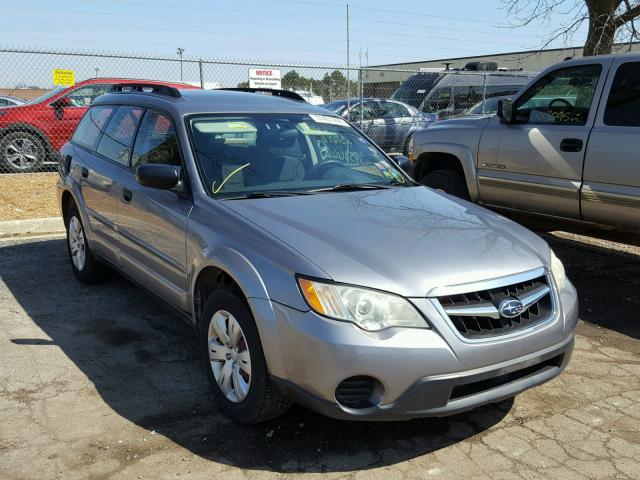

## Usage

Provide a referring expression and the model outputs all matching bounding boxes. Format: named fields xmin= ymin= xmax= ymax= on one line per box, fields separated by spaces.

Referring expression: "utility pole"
xmin=346 ymin=4 xmax=350 ymax=109
xmin=176 ymin=47 xmax=185 ymax=81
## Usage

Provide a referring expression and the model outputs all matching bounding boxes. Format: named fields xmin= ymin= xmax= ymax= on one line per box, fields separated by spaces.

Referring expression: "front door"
xmin=117 ymin=108 xmax=192 ymax=312
xmin=477 ymin=61 xmax=610 ymax=218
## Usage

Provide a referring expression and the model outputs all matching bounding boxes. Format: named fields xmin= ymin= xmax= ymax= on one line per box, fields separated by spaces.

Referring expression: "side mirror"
xmin=390 ymin=155 xmax=413 ymax=176
xmin=135 ymin=164 xmax=181 ymax=190
xmin=497 ymin=98 xmax=513 ymax=123
xmin=51 ymin=96 xmax=72 ymax=109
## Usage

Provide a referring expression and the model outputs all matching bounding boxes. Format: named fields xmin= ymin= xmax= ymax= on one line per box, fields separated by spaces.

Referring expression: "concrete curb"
xmin=0 ymin=217 xmax=65 ymax=238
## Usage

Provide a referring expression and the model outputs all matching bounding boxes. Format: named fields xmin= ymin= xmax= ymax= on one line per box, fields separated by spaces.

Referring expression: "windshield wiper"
xmin=308 ymin=182 xmax=403 ymax=193
xmin=223 ymin=190 xmax=315 ymax=200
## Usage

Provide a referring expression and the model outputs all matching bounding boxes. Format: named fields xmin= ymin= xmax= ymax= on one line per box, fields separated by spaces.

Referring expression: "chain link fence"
xmin=0 ymin=46 xmax=537 ymax=173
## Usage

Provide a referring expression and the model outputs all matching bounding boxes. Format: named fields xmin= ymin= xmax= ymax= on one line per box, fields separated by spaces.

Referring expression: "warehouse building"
xmin=363 ymin=42 xmax=640 ymax=97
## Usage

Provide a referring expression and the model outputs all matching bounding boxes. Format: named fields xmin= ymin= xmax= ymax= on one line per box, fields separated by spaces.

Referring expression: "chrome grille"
xmin=437 ymin=275 xmax=553 ymax=339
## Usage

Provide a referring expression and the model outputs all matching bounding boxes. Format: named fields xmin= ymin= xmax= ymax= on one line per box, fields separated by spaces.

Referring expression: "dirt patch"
xmin=0 ymin=173 xmax=59 ymax=221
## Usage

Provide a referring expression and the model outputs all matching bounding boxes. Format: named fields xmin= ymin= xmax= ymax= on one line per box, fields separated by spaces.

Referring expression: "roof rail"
xmin=110 ymin=83 xmax=182 ymax=98
xmin=218 ymin=88 xmax=306 ymax=102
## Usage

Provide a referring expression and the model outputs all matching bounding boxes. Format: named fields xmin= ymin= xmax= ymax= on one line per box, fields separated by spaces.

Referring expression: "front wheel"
xmin=0 ymin=131 xmax=46 ymax=173
xmin=420 ymin=168 xmax=470 ymax=200
xmin=200 ymin=288 xmax=291 ymax=424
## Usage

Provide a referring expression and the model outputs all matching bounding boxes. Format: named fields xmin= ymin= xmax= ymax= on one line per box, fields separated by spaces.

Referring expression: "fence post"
xmin=199 ymin=59 xmax=204 ymax=89
xmin=359 ymin=68 xmax=364 ymax=127
xmin=482 ymin=73 xmax=487 ymax=114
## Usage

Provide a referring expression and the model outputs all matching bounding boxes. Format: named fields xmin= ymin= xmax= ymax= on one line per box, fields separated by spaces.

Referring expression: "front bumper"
xmin=249 ymin=276 xmax=578 ymax=420
xmin=271 ymin=336 xmax=572 ymax=420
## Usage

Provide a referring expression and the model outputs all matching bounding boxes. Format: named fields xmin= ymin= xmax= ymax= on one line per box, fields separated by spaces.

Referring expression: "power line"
xmin=0 ymin=17 xmax=527 ymax=50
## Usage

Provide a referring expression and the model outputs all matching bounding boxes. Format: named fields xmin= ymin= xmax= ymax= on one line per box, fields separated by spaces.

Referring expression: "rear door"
xmin=581 ymin=59 xmax=640 ymax=228
xmin=477 ymin=60 xmax=610 ymax=218
xmin=117 ymin=109 xmax=192 ymax=311
xmin=366 ymin=101 xmax=412 ymax=153
xmin=70 ymin=104 xmax=123 ymax=263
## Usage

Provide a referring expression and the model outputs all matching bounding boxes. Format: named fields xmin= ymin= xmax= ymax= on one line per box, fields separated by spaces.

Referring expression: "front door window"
xmin=514 ymin=65 xmax=602 ymax=125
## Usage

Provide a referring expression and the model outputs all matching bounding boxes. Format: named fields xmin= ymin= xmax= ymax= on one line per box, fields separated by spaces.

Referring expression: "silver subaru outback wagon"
xmin=57 ymin=84 xmax=578 ymax=424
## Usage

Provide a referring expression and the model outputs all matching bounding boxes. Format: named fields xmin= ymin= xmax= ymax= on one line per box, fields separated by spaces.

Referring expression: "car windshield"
xmin=189 ymin=113 xmax=410 ymax=199
xmin=27 ymin=86 xmax=66 ymax=105
xmin=390 ymin=73 xmax=439 ymax=107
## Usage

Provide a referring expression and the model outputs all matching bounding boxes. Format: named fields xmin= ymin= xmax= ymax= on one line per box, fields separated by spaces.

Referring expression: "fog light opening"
xmin=335 ymin=376 xmax=383 ymax=409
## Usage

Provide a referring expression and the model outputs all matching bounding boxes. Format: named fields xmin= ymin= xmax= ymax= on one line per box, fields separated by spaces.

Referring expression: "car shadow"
xmin=1 ymin=237 xmax=512 ymax=473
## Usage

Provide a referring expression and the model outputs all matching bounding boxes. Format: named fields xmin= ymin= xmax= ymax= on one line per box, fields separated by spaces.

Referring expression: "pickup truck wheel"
xmin=420 ymin=169 xmax=470 ymax=200
xmin=0 ymin=131 xmax=46 ymax=173
xmin=65 ymin=204 xmax=110 ymax=284
xmin=200 ymin=288 xmax=291 ymax=424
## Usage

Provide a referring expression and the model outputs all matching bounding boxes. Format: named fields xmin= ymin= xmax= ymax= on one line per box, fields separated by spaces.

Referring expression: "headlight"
xmin=550 ymin=249 xmax=566 ymax=290
xmin=297 ymin=277 xmax=428 ymax=331
xmin=407 ymin=135 xmax=415 ymax=161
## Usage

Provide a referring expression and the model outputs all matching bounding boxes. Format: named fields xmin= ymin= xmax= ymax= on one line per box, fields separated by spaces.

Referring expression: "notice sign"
xmin=248 ymin=68 xmax=281 ymax=89
xmin=52 ymin=69 xmax=75 ymax=87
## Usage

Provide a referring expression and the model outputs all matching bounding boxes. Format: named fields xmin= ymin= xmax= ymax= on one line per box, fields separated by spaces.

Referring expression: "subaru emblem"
xmin=498 ymin=298 xmax=524 ymax=319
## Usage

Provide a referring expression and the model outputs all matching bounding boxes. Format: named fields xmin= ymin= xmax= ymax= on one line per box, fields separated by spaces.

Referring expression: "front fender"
xmin=414 ymin=142 xmax=480 ymax=201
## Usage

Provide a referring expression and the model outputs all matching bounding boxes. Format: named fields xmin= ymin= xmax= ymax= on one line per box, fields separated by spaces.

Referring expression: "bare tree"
xmin=503 ymin=0 xmax=640 ymax=56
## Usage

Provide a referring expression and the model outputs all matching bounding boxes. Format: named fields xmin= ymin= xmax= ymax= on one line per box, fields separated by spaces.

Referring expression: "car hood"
xmin=222 ymin=187 xmax=550 ymax=297
xmin=428 ymin=116 xmax=492 ymax=129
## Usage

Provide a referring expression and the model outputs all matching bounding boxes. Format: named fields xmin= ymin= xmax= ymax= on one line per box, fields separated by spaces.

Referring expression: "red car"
xmin=0 ymin=78 xmax=197 ymax=173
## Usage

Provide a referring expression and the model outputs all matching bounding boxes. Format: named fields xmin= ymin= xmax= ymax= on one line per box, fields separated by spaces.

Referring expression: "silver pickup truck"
xmin=407 ymin=54 xmax=640 ymax=230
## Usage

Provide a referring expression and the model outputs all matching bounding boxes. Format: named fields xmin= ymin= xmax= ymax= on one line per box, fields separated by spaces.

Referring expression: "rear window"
xmin=604 ymin=62 xmax=640 ymax=127
xmin=71 ymin=105 xmax=116 ymax=150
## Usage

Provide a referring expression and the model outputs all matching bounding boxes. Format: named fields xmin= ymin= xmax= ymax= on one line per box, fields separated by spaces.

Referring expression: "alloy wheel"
xmin=5 ymin=137 xmax=39 ymax=171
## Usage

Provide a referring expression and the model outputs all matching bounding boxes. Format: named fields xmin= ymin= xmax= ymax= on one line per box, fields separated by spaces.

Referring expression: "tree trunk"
xmin=583 ymin=0 xmax=620 ymax=56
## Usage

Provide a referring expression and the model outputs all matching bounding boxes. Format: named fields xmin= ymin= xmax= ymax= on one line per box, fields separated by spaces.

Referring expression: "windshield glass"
xmin=390 ymin=73 xmax=438 ymax=107
xmin=27 ymin=86 xmax=66 ymax=105
xmin=189 ymin=113 xmax=409 ymax=199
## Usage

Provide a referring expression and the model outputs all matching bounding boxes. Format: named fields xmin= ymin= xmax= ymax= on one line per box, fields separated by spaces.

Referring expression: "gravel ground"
xmin=0 ymin=223 xmax=639 ymax=480
xmin=0 ymin=173 xmax=59 ymax=221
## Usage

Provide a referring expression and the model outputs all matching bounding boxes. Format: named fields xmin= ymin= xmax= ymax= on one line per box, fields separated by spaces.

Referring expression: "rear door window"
xmin=96 ymin=106 xmax=143 ymax=165
xmin=604 ymin=62 xmax=640 ymax=127
xmin=72 ymin=105 xmax=116 ymax=150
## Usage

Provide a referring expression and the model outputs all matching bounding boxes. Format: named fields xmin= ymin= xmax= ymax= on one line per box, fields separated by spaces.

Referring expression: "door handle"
xmin=81 ymin=167 xmax=89 ymax=178
xmin=560 ymin=138 xmax=583 ymax=152
xmin=122 ymin=188 xmax=133 ymax=202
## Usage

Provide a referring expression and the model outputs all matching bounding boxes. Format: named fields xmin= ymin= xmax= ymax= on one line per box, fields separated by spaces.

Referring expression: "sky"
xmin=1 ymin=0 xmax=591 ymax=66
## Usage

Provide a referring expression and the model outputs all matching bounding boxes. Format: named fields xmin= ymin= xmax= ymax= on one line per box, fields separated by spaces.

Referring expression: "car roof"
xmin=73 ymin=77 xmax=197 ymax=89
xmin=93 ymin=88 xmax=333 ymax=116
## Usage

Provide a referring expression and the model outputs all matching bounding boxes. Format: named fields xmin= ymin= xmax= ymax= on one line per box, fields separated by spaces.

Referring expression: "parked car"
xmin=407 ymin=54 xmax=640 ymax=230
xmin=293 ymin=90 xmax=324 ymax=105
xmin=323 ymin=98 xmax=437 ymax=153
xmin=461 ymin=95 xmax=510 ymax=116
xmin=390 ymin=63 xmax=535 ymax=119
xmin=0 ymin=78 xmax=197 ymax=173
xmin=0 ymin=95 xmax=27 ymax=107
xmin=58 ymin=85 xmax=577 ymax=424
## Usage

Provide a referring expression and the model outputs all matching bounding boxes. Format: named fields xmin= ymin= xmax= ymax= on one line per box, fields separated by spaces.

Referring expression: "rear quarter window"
xmin=71 ymin=105 xmax=116 ymax=150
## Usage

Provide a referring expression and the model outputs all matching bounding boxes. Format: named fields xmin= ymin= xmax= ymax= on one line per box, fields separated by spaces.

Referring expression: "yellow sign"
xmin=52 ymin=69 xmax=75 ymax=87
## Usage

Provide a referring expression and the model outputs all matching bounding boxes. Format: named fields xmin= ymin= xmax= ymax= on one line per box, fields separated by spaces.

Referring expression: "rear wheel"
xmin=0 ymin=131 xmax=46 ymax=173
xmin=420 ymin=168 xmax=470 ymax=200
xmin=65 ymin=204 xmax=109 ymax=284
xmin=200 ymin=288 xmax=291 ymax=424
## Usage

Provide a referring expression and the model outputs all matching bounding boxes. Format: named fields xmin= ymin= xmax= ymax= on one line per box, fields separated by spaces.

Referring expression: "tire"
xmin=420 ymin=168 xmax=470 ymax=200
xmin=0 ymin=131 xmax=46 ymax=173
xmin=65 ymin=203 xmax=109 ymax=284
xmin=200 ymin=288 xmax=291 ymax=424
